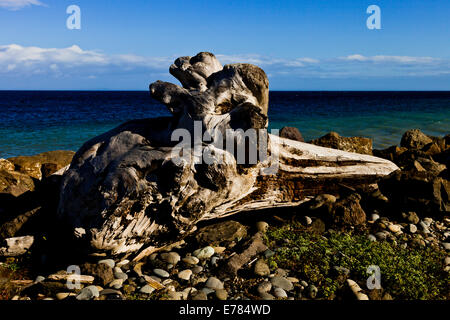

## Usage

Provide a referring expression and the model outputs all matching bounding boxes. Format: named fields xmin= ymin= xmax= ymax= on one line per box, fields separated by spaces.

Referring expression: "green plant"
xmin=265 ymin=221 xmax=449 ymax=300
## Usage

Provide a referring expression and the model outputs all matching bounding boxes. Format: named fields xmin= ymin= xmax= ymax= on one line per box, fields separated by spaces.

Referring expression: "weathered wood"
xmin=0 ymin=236 xmax=34 ymax=257
xmin=57 ymin=52 xmax=399 ymax=258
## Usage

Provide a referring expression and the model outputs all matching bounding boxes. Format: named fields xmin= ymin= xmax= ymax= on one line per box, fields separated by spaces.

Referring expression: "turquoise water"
xmin=0 ymin=91 xmax=449 ymax=158
xmin=268 ymin=91 xmax=449 ymax=147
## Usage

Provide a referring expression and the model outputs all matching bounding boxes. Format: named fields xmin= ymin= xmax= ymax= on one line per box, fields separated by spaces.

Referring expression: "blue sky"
xmin=0 ymin=0 xmax=449 ymax=90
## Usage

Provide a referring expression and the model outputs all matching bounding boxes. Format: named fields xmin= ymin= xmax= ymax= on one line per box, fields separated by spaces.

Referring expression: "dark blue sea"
xmin=0 ymin=91 xmax=449 ymax=158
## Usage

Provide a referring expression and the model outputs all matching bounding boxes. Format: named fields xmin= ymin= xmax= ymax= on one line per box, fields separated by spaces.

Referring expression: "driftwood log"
xmin=57 ymin=52 xmax=399 ymax=258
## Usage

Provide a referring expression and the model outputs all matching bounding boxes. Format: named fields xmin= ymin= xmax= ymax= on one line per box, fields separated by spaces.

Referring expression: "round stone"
xmin=168 ymin=291 xmax=183 ymax=300
xmin=201 ymin=288 xmax=215 ymax=296
xmin=273 ymin=287 xmax=287 ymax=298
xmin=263 ymin=249 xmax=275 ymax=258
xmin=406 ymin=212 xmax=420 ymax=224
xmin=445 ymin=256 xmax=450 ymax=266
xmin=108 ymin=279 xmax=124 ymax=289
xmin=191 ymin=291 xmax=208 ymax=300
xmin=98 ymin=259 xmax=115 ymax=269
xmin=257 ymin=281 xmax=272 ymax=294
xmin=259 ymin=292 xmax=275 ymax=300
xmin=254 ymin=259 xmax=270 ymax=277
xmin=115 ymin=271 xmax=128 ymax=281
xmin=160 ymin=252 xmax=181 ymax=265
xmin=139 ymin=284 xmax=155 ymax=294
xmin=368 ymin=234 xmax=377 ymax=242
xmin=192 ymin=266 xmax=203 ymax=274
xmin=304 ymin=216 xmax=313 ymax=225
xmin=388 ymin=224 xmax=401 ymax=233
xmin=153 ymin=268 xmax=170 ymax=278
xmin=116 ymin=260 xmax=129 ymax=267
xmin=178 ymin=269 xmax=193 ymax=281
xmin=375 ymin=232 xmax=388 ymax=240
xmin=205 ymin=277 xmax=224 ymax=290
xmin=194 ymin=246 xmax=215 ymax=260
xmin=210 ymin=256 xmax=220 ymax=267
xmin=256 ymin=221 xmax=269 ymax=233
xmin=443 ymin=243 xmax=450 ymax=251
xmin=371 ymin=213 xmax=380 ymax=221
xmin=215 ymin=289 xmax=228 ymax=300
xmin=100 ymin=289 xmax=122 ymax=297
xmin=419 ymin=222 xmax=430 ymax=234
xmin=182 ymin=256 xmax=200 ymax=265
xmin=56 ymin=292 xmax=73 ymax=300
xmin=409 ymin=224 xmax=418 ymax=233
xmin=270 ymin=277 xmax=293 ymax=291
xmin=307 ymin=285 xmax=318 ymax=299
xmin=76 ymin=285 xmax=100 ymax=301
xmin=423 ymin=217 xmax=433 ymax=226
xmin=34 ymin=276 xmax=45 ymax=283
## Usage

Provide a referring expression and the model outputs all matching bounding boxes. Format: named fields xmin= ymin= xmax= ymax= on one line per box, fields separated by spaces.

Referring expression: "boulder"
xmin=400 ymin=129 xmax=433 ymax=150
xmin=379 ymin=170 xmax=449 ymax=216
xmin=310 ymin=132 xmax=373 ymax=155
xmin=195 ymin=220 xmax=247 ymax=246
xmin=280 ymin=127 xmax=304 ymax=142
xmin=80 ymin=263 xmax=114 ymax=287
xmin=332 ymin=193 xmax=366 ymax=226
xmin=0 ymin=159 xmax=15 ymax=172
xmin=8 ymin=150 xmax=75 ymax=180
xmin=0 ymin=170 xmax=35 ymax=197
xmin=373 ymin=146 xmax=408 ymax=163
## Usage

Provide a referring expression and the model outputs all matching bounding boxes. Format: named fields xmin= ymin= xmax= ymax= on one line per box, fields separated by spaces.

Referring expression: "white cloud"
xmin=0 ymin=44 xmax=448 ymax=81
xmin=342 ymin=54 xmax=439 ymax=64
xmin=0 ymin=44 xmax=173 ymax=75
xmin=0 ymin=0 xmax=45 ymax=10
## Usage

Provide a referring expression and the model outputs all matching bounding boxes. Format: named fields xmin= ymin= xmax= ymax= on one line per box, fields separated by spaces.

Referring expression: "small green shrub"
xmin=266 ymin=222 xmax=449 ymax=300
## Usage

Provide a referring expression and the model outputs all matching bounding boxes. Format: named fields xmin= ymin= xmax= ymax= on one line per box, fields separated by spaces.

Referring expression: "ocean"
xmin=0 ymin=91 xmax=449 ymax=158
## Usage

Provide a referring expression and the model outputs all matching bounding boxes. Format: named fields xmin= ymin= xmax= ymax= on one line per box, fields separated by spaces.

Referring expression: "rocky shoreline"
xmin=0 ymin=128 xmax=448 ymax=301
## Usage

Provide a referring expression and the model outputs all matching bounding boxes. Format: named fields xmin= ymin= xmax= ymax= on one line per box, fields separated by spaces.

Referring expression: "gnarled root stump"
xmin=57 ymin=52 xmax=399 ymax=258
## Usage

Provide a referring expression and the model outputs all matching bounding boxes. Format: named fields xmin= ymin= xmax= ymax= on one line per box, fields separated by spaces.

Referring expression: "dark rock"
xmin=8 ymin=151 xmax=74 ymax=180
xmin=0 ymin=170 xmax=35 ymax=197
xmin=403 ymin=211 xmax=420 ymax=225
xmin=21 ymin=281 xmax=70 ymax=298
xmin=80 ymin=263 xmax=114 ymax=286
xmin=373 ymin=146 xmax=408 ymax=163
xmin=195 ymin=220 xmax=247 ymax=247
xmin=222 ymin=232 xmax=267 ymax=276
xmin=0 ymin=159 xmax=15 ymax=172
xmin=379 ymin=170 xmax=449 ymax=215
xmin=368 ymin=289 xmax=384 ymax=300
xmin=422 ymin=142 xmax=442 ymax=156
xmin=191 ymin=291 xmax=208 ymax=300
xmin=331 ymin=193 xmax=366 ymax=226
xmin=280 ymin=127 xmax=304 ymax=142
xmin=400 ymin=129 xmax=433 ymax=150
xmin=308 ymin=218 xmax=326 ymax=234
xmin=310 ymin=132 xmax=372 ymax=155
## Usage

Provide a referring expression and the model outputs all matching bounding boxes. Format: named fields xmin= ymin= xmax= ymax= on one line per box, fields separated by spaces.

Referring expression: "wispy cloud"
xmin=0 ymin=44 xmax=173 ymax=76
xmin=0 ymin=44 xmax=449 ymax=82
xmin=341 ymin=54 xmax=439 ymax=64
xmin=0 ymin=0 xmax=45 ymax=10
